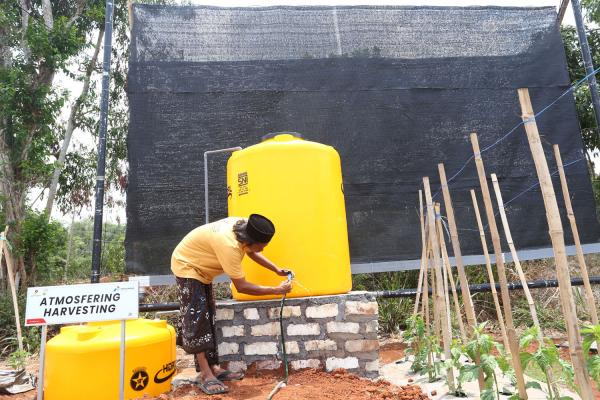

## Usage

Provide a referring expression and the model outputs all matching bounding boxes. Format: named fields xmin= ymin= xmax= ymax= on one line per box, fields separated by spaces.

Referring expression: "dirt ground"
xmin=133 ymin=343 xmax=423 ymax=400
xmin=0 ymin=343 xmax=424 ymax=400
xmin=137 ymin=369 xmax=428 ymax=400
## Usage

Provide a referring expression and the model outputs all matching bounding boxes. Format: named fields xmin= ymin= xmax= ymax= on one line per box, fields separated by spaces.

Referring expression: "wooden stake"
xmin=422 ymin=248 xmax=431 ymax=331
xmin=436 ymin=205 xmax=467 ymax=342
xmin=518 ymin=88 xmax=593 ymax=399
xmin=554 ymin=144 xmax=599 ymax=325
xmin=439 ymin=164 xmax=486 ymax=391
xmin=471 ymin=133 xmax=528 ymax=399
xmin=429 ymin=234 xmax=441 ymax=341
xmin=492 ymin=174 xmax=556 ymax=390
xmin=1 ymin=227 xmax=23 ymax=352
xmin=470 ymin=189 xmax=510 ymax=352
xmin=414 ymin=190 xmax=427 ymax=316
xmin=491 ymin=174 xmax=543 ymax=340
xmin=436 ymin=203 xmax=456 ymax=346
xmin=424 ymin=178 xmax=455 ymax=391
xmin=438 ymin=164 xmax=478 ymax=329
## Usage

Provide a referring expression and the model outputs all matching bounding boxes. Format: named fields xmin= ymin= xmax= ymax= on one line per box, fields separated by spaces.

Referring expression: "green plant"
xmin=519 ymin=326 xmax=575 ymax=400
xmin=403 ymin=314 xmax=428 ymax=373
xmin=581 ymin=324 xmax=600 ymax=386
xmin=7 ymin=349 xmax=30 ymax=371
xmin=446 ymin=339 xmax=467 ymax=396
xmin=402 ymin=314 xmax=444 ymax=382
xmin=460 ymin=322 xmax=505 ymax=400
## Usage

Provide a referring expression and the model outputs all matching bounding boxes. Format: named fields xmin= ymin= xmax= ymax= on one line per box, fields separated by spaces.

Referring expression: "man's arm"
xmin=231 ymin=277 xmax=292 ymax=296
xmin=247 ymin=252 xmax=288 ymax=276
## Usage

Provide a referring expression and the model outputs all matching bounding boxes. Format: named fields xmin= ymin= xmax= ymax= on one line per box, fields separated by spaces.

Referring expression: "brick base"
xmin=215 ymin=291 xmax=379 ymax=378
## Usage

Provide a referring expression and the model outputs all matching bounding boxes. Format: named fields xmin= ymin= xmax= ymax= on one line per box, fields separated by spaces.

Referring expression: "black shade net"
xmin=126 ymin=5 xmax=600 ymax=274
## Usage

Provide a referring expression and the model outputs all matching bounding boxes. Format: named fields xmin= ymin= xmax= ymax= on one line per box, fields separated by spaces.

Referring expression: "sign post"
xmin=25 ymin=281 xmax=139 ymax=400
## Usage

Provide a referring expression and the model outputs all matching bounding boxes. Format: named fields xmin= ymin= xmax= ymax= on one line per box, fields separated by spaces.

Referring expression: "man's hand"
xmin=272 ymin=280 xmax=292 ymax=295
xmin=276 ymin=268 xmax=294 ymax=278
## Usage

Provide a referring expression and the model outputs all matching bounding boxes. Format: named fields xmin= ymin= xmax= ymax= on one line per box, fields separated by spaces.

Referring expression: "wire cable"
xmin=430 ymin=64 xmax=600 ymax=199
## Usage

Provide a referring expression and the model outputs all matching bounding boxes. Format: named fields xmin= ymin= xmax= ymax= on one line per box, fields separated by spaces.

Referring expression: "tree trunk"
xmin=45 ymin=28 xmax=104 ymax=217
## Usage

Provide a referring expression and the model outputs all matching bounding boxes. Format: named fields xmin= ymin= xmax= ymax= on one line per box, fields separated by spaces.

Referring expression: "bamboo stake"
xmin=491 ymin=174 xmax=556 ymax=392
xmin=430 ymin=237 xmax=441 ymax=341
xmin=438 ymin=164 xmax=478 ymax=329
xmin=471 ymin=133 xmax=528 ymax=399
xmin=436 ymin=205 xmax=467 ymax=342
xmin=436 ymin=204 xmax=456 ymax=345
xmin=1 ymin=227 xmax=23 ymax=352
xmin=422 ymin=244 xmax=434 ymax=375
xmin=422 ymin=248 xmax=430 ymax=332
xmin=470 ymin=189 xmax=510 ymax=352
xmin=518 ymin=88 xmax=593 ymax=399
xmin=439 ymin=164 xmax=486 ymax=391
xmin=424 ymin=178 xmax=455 ymax=391
xmin=491 ymin=174 xmax=543 ymax=340
xmin=414 ymin=190 xmax=427 ymax=316
xmin=554 ymin=144 xmax=599 ymax=325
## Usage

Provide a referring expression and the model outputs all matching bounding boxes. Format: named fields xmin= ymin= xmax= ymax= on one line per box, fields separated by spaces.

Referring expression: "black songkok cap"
xmin=246 ymin=214 xmax=275 ymax=243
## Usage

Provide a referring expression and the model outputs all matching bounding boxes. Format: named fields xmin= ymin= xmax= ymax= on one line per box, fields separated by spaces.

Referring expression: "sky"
xmin=49 ymin=0 xmax=581 ymax=224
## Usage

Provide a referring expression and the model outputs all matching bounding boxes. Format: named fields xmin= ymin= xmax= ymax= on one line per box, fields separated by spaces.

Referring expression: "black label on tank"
xmin=238 ymin=172 xmax=248 ymax=196
xmin=130 ymin=368 xmax=149 ymax=391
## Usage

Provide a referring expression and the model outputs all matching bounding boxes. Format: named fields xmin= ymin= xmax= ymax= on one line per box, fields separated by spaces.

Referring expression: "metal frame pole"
xmin=91 ymin=0 xmax=115 ymax=283
xmin=37 ymin=326 xmax=47 ymax=400
xmin=203 ymin=147 xmax=242 ymax=224
xmin=119 ymin=320 xmax=126 ymax=400
xmin=572 ymin=0 xmax=600 ymax=144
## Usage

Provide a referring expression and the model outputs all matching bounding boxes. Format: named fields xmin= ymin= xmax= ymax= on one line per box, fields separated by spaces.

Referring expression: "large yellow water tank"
xmin=44 ymin=318 xmax=176 ymax=400
xmin=227 ymin=133 xmax=352 ymax=300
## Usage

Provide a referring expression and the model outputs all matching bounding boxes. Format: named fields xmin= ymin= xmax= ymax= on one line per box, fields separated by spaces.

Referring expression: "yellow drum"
xmin=44 ymin=318 xmax=176 ymax=400
xmin=227 ymin=133 xmax=352 ymax=300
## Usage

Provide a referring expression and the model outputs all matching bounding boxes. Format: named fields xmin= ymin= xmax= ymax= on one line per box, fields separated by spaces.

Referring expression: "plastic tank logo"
xmin=238 ymin=172 xmax=248 ymax=195
xmin=154 ymin=361 xmax=176 ymax=383
xmin=130 ymin=368 xmax=149 ymax=391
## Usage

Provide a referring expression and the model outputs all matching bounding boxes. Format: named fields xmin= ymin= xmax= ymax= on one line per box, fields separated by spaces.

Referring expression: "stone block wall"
xmin=215 ymin=291 xmax=379 ymax=378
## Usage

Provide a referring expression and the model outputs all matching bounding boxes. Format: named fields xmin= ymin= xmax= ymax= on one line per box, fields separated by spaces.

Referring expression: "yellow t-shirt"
xmin=171 ymin=217 xmax=246 ymax=284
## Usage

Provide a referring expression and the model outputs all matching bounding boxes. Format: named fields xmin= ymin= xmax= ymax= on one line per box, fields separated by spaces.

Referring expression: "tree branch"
xmin=45 ymin=27 xmax=105 ymax=217
xmin=20 ymin=0 xmax=31 ymax=60
xmin=41 ymin=0 xmax=53 ymax=29
xmin=66 ymin=0 xmax=88 ymax=30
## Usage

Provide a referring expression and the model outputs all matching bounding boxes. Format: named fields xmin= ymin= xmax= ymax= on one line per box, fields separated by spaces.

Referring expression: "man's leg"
xmin=196 ymin=352 xmax=224 ymax=393
xmin=176 ymin=277 xmax=228 ymax=394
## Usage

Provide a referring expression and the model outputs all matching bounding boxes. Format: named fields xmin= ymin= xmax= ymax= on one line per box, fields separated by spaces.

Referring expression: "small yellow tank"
xmin=44 ymin=318 xmax=176 ymax=400
xmin=227 ymin=133 xmax=352 ymax=300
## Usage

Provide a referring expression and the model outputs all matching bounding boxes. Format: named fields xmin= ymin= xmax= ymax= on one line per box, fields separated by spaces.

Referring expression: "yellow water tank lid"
xmin=261 ymin=132 xmax=303 ymax=142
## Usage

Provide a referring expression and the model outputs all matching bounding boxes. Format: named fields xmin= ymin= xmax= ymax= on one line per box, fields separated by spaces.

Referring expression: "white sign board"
xmin=25 ymin=281 xmax=139 ymax=326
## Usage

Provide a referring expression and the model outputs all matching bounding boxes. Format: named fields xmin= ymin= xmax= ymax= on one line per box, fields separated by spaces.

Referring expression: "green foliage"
xmin=353 ymin=271 xmax=419 ymax=333
xmin=402 ymin=314 xmax=444 ymax=382
xmin=519 ymin=326 xmax=576 ymax=399
xmin=458 ymin=323 xmax=507 ymax=400
xmin=581 ymin=324 xmax=600 ymax=386
xmin=7 ymin=349 xmax=30 ymax=370
xmin=561 ymin=26 xmax=600 ymax=153
xmin=512 ymin=297 xmax=567 ymax=331
xmin=403 ymin=314 xmax=428 ymax=372
xmin=17 ymin=211 xmax=67 ymax=285
xmin=64 ymin=218 xmax=125 ymax=280
xmin=0 ymin=292 xmax=40 ymax=358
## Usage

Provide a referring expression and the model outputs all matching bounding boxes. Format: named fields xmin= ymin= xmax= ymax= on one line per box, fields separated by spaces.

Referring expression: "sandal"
xmin=198 ymin=379 xmax=229 ymax=395
xmin=216 ymin=370 xmax=245 ymax=381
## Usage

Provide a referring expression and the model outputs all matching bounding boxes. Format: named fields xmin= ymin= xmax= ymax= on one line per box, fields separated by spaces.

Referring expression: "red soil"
xmin=135 ymin=369 xmax=429 ymax=400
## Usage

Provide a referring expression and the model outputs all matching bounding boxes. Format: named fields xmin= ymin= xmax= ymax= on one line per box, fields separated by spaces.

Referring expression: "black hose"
xmin=374 ymin=276 xmax=600 ymax=298
xmin=267 ymin=292 xmax=289 ymax=400
xmin=138 ymin=276 xmax=600 ymax=310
